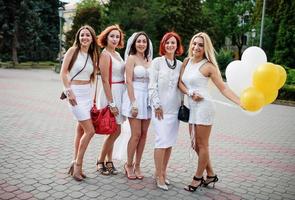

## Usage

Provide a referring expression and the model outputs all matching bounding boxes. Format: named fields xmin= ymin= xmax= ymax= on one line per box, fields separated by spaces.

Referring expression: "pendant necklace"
xmin=165 ymin=57 xmax=177 ymax=70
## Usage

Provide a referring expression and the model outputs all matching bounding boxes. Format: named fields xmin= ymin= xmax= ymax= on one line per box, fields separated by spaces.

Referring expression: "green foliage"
xmin=0 ymin=0 xmax=60 ymax=62
xmin=216 ymin=48 xmax=234 ymax=72
xmin=286 ymin=68 xmax=295 ymax=85
xmin=65 ymin=1 xmax=103 ymax=49
xmin=272 ymin=0 xmax=295 ymax=68
xmin=278 ymin=84 xmax=295 ymax=101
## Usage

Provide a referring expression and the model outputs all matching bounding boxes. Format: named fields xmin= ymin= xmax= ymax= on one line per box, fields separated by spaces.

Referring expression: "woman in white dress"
xmin=96 ymin=25 xmax=125 ymax=175
xmin=149 ymin=32 xmax=184 ymax=191
xmin=122 ymin=32 xmax=153 ymax=180
xmin=60 ymin=25 xmax=99 ymax=181
xmin=178 ymin=32 xmax=241 ymax=192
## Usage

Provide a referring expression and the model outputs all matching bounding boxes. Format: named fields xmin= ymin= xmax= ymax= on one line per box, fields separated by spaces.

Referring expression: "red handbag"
xmin=91 ymin=56 xmax=118 ymax=135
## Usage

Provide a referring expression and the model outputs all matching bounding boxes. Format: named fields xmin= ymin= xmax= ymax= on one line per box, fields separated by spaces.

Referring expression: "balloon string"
xmin=205 ymin=98 xmax=239 ymax=108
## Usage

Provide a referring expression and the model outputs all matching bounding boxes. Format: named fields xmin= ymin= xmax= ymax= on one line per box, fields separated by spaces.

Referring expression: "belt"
xmin=111 ymin=80 xmax=125 ymax=84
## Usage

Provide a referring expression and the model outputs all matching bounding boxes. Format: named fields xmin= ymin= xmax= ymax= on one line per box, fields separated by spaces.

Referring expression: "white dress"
xmin=181 ymin=59 xmax=215 ymax=125
xmin=122 ymin=65 xmax=151 ymax=119
xmin=68 ymin=52 xmax=94 ymax=121
xmin=149 ymin=56 xmax=182 ymax=148
xmin=99 ymin=51 xmax=126 ymax=124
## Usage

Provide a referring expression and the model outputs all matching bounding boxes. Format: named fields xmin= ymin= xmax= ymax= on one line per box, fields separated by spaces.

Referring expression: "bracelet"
xmin=131 ymin=100 xmax=138 ymax=108
xmin=187 ymin=90 xmax=194 ymax=97
xmin=108 ymin=101 xmax=116 ymax=108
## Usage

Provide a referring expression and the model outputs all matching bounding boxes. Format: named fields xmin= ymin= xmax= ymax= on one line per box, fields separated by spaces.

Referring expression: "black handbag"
xmin=178 ymin=104 xmax=190 ymax=122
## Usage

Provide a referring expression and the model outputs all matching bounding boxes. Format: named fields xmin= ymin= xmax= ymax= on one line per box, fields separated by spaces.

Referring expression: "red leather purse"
xmin=91 ymin=57 xmax=118 ymax=135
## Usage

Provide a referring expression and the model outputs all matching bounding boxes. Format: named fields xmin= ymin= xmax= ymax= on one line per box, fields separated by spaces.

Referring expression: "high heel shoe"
xmin=165 ymin=179 xmax=170 ymax=185
xmin=96 ymin=161 xmax=110 ymax=175
xmin=184 ymin=176 xmax=204 ymax=192
xmin=203 ymin=175 xmax=218 ymax=188
xmin=106 ymin=161 xmax=118 ymax=175
xmin=72 ymin=162 xmax=83 ymax=182
xmin=124 ymin=163 xmax=136 ymax=180
xmin=68 ymin=161 xmax=86 ymax=178
xmin=156 ymin=178 xmax=168 ymax=191
xmin=134 ymin=165 xmax=144 ymax=180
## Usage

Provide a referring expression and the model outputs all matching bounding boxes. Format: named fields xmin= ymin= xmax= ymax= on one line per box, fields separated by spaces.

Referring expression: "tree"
xmin=65 ymin=0 xmax=104 ymax=49
xmin=273 ymin=0 xmax=295 ymax=67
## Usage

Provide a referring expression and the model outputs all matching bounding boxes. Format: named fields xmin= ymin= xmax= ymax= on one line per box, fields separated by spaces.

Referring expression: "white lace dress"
xmin=181 ymin=59 xmax=215 ymax=125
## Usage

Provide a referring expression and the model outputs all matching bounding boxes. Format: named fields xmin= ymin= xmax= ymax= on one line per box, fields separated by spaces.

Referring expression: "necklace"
xmin=165 ymin=57 xmax=177 ymax=69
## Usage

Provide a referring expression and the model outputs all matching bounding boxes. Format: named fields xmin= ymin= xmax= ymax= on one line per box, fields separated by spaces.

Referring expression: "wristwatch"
xmin=108 ymin=102 xmax=116 ymax=108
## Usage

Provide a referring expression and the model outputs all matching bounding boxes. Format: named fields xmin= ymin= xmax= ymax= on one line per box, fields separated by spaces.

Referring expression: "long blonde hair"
xmin=188 ymin=32 xmax=220 ymax=74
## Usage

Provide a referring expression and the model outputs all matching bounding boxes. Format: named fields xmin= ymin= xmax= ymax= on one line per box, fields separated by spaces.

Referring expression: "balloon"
xmin=240 ymin=87 xmax=265 ymax=111
xmin=253 ymin=63 xmax=280 ymax=93
xmin=225 ymin=60 xmax=251 ymax=96
xmin=262 ymin=89 xmax=278 ymax=105
xmin=241 ymin=108 xmax=263 ymax=116
xmin=241 ymin=46 xmax=267 ymax=75
xmin=275 ymin=65 xmax=287 ymax=89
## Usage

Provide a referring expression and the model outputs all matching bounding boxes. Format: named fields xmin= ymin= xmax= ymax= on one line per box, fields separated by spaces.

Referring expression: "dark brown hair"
xmin=128 ymin=31 xmax=150 ymax=61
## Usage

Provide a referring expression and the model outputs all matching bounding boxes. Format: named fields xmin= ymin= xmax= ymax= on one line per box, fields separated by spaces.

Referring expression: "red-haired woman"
xmin=148 ymin=32 xmax=184 ymax=190
xmin=96 ymin=24 xmax=125 ymax=175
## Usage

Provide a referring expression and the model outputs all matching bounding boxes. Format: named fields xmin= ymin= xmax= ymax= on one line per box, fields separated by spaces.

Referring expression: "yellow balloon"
xmin=275 ymin=65 xmax=287 ymax=89
xmin=253 ymin=63 xmax=280 ymax=93
xmin=240 ymin=87 xmax=265 ymax=111
xmin=262 ymin=89 xmax=278 ymax=105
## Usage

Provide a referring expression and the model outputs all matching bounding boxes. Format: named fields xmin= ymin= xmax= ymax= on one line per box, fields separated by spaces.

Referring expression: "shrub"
xmin=216 ymin=48 xmax=234 ymax=74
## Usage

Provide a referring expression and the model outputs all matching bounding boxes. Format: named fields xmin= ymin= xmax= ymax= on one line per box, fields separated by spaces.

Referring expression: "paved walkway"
xmin=0 ymin=68 xmax=294 ymax=200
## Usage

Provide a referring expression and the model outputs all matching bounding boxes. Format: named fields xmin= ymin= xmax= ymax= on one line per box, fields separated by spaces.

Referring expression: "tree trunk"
xmin=12 ymin=20 xmax=19 ymax=64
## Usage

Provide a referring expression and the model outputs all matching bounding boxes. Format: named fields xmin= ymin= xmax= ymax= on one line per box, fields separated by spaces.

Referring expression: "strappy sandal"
xmin=123 ymin=163 xmax=136 ymax=180
xmin=184 ymin=176 xmax=204 ymax=192
xmin=106 ymin=161 xmax=118 ymax=175
xmin=96 ymin=161 xmax=110 ymax=175
xmin=68 ymin=161 xmax=86 ymax=178
xmin=203 ymin=175 xmax=218 ymax=188
xmin=72 ymin=162 xmax=83 ymax=182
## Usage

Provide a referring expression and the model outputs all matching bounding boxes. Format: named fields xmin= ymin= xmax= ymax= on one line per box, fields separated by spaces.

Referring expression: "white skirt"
xmin=122 ymin=82 xmax=151 ymax=120
xmin=152 ymin=113 xmax=179 ymax=148
xmin=188 ymin=98 xmax=215 ymax=125
xmin=68 ymin=84 xmax=92 ymax=121
xmin=99 ymin=83 xmax=126 ymax=124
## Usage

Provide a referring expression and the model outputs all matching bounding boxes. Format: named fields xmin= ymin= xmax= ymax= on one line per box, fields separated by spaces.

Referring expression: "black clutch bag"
xmin=178 ymin=105 xmax=190 ymax=122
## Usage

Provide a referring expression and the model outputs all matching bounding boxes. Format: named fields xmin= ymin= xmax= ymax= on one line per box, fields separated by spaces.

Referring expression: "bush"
xmin=278 ymin=84 xmax=295 ymax=101
xmin=286 ymin=67 xmax=295 ymax=85
xmin=216 ymin=49 xmax=234 ymax=72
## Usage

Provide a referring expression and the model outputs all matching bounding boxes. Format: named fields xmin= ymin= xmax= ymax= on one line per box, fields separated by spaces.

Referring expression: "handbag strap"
xmin=181 ymin=57 xmax=190 ymax=105
xmin=93 ymin=55 xmax=112 ymax=104
xmin=70 ymin=53 xmax=89 ymax=81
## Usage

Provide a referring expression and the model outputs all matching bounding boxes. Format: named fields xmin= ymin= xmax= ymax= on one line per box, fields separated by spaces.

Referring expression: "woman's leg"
xmin=97 ymin=125 xmax=121 ymax=163
xmin=162 ymin=147 xmax=172 ymax=181
xmin=190 ymin=124 xmax=214 ymax=176
xmin=188 ymin=125 xmax=212 ymax=187
xmin=134 ymin=119 xmax=150 ymax=177
xmin=74 ymin=123 xmax=84 ymax=160
xmin=125 ymin=118 xmax=141 ymax=177
xmin=154 ymin=148 xmax=165 ymax=184
xmin=73 ymin=119 xmax=95 ymax=180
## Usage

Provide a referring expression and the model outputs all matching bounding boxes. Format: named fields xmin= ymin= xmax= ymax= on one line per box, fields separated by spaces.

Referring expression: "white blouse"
xmin=148 ymin=56 xmax=182 ymax=114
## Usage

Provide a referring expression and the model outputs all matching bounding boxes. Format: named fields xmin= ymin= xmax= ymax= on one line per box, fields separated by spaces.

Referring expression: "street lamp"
xmin=58 ymin=7 xmax=64 ymax=70
xmin=251 ymin=28 xmax=256 ymax=46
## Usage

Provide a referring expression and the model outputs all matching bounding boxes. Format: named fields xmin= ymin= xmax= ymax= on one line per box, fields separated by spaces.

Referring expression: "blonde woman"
xmin=178 ymin=32 xmax=240 ymax=191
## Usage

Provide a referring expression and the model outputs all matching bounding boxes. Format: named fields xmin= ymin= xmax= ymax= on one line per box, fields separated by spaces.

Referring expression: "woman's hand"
xmin=131 ymin=107 xmax=138 ymax=118
xmin=191 ymin=92 xmax=203 ymax=102
xmin=110 ymin=106 xmax=119 ymax=116
xmin=67 ymin=89 xmax=77 ymax=106
xmin=155 ymin=107 xmax=163 ymax=120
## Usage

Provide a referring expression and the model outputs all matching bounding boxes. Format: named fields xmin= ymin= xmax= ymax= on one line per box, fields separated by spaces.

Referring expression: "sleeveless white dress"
xmin=181 ymin=59 xmax=215 ymax=125
xmin=122 ymin=65 xmax=151 ymax=119
xmin=99 ymin=51 xmax=126 ymax=124
xmin=149 ymin=56 xmax=182 ymax=148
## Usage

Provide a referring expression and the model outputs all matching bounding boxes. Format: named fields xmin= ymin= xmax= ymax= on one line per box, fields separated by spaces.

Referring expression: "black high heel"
xmin=203 ymin=175 xmax=218 ymax=188
xmin=184 ymin=176 xmax=204 ymax=192
xmin=106 ymin=161 xmax=118 ymax=175
xmin=96 ymin=161 xmax=110 ymax=175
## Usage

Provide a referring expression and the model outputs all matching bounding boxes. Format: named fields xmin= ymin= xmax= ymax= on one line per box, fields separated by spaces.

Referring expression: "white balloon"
xmin=225 ymin=60 xmax=251 ymax=96
xmin=241 ymin=46 xmax=267 ymax=78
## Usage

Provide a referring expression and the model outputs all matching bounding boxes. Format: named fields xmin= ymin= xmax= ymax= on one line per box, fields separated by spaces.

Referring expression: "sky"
xmin=61 ymin=0 xmax=81 ymax=3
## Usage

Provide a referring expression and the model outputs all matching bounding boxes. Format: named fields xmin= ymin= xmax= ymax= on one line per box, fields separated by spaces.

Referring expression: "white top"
xmin=133 ymin=65 xmax=149 ymax=82
xmin=105 ymin=51 xmax=125 ymax=82
xmin=69 ymin=51 xmax=94 ymax=81
xmin=149 ymin=56 xmax=182 ymax=114
xmin=182 ymin=59 xmax=209 ymax=99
